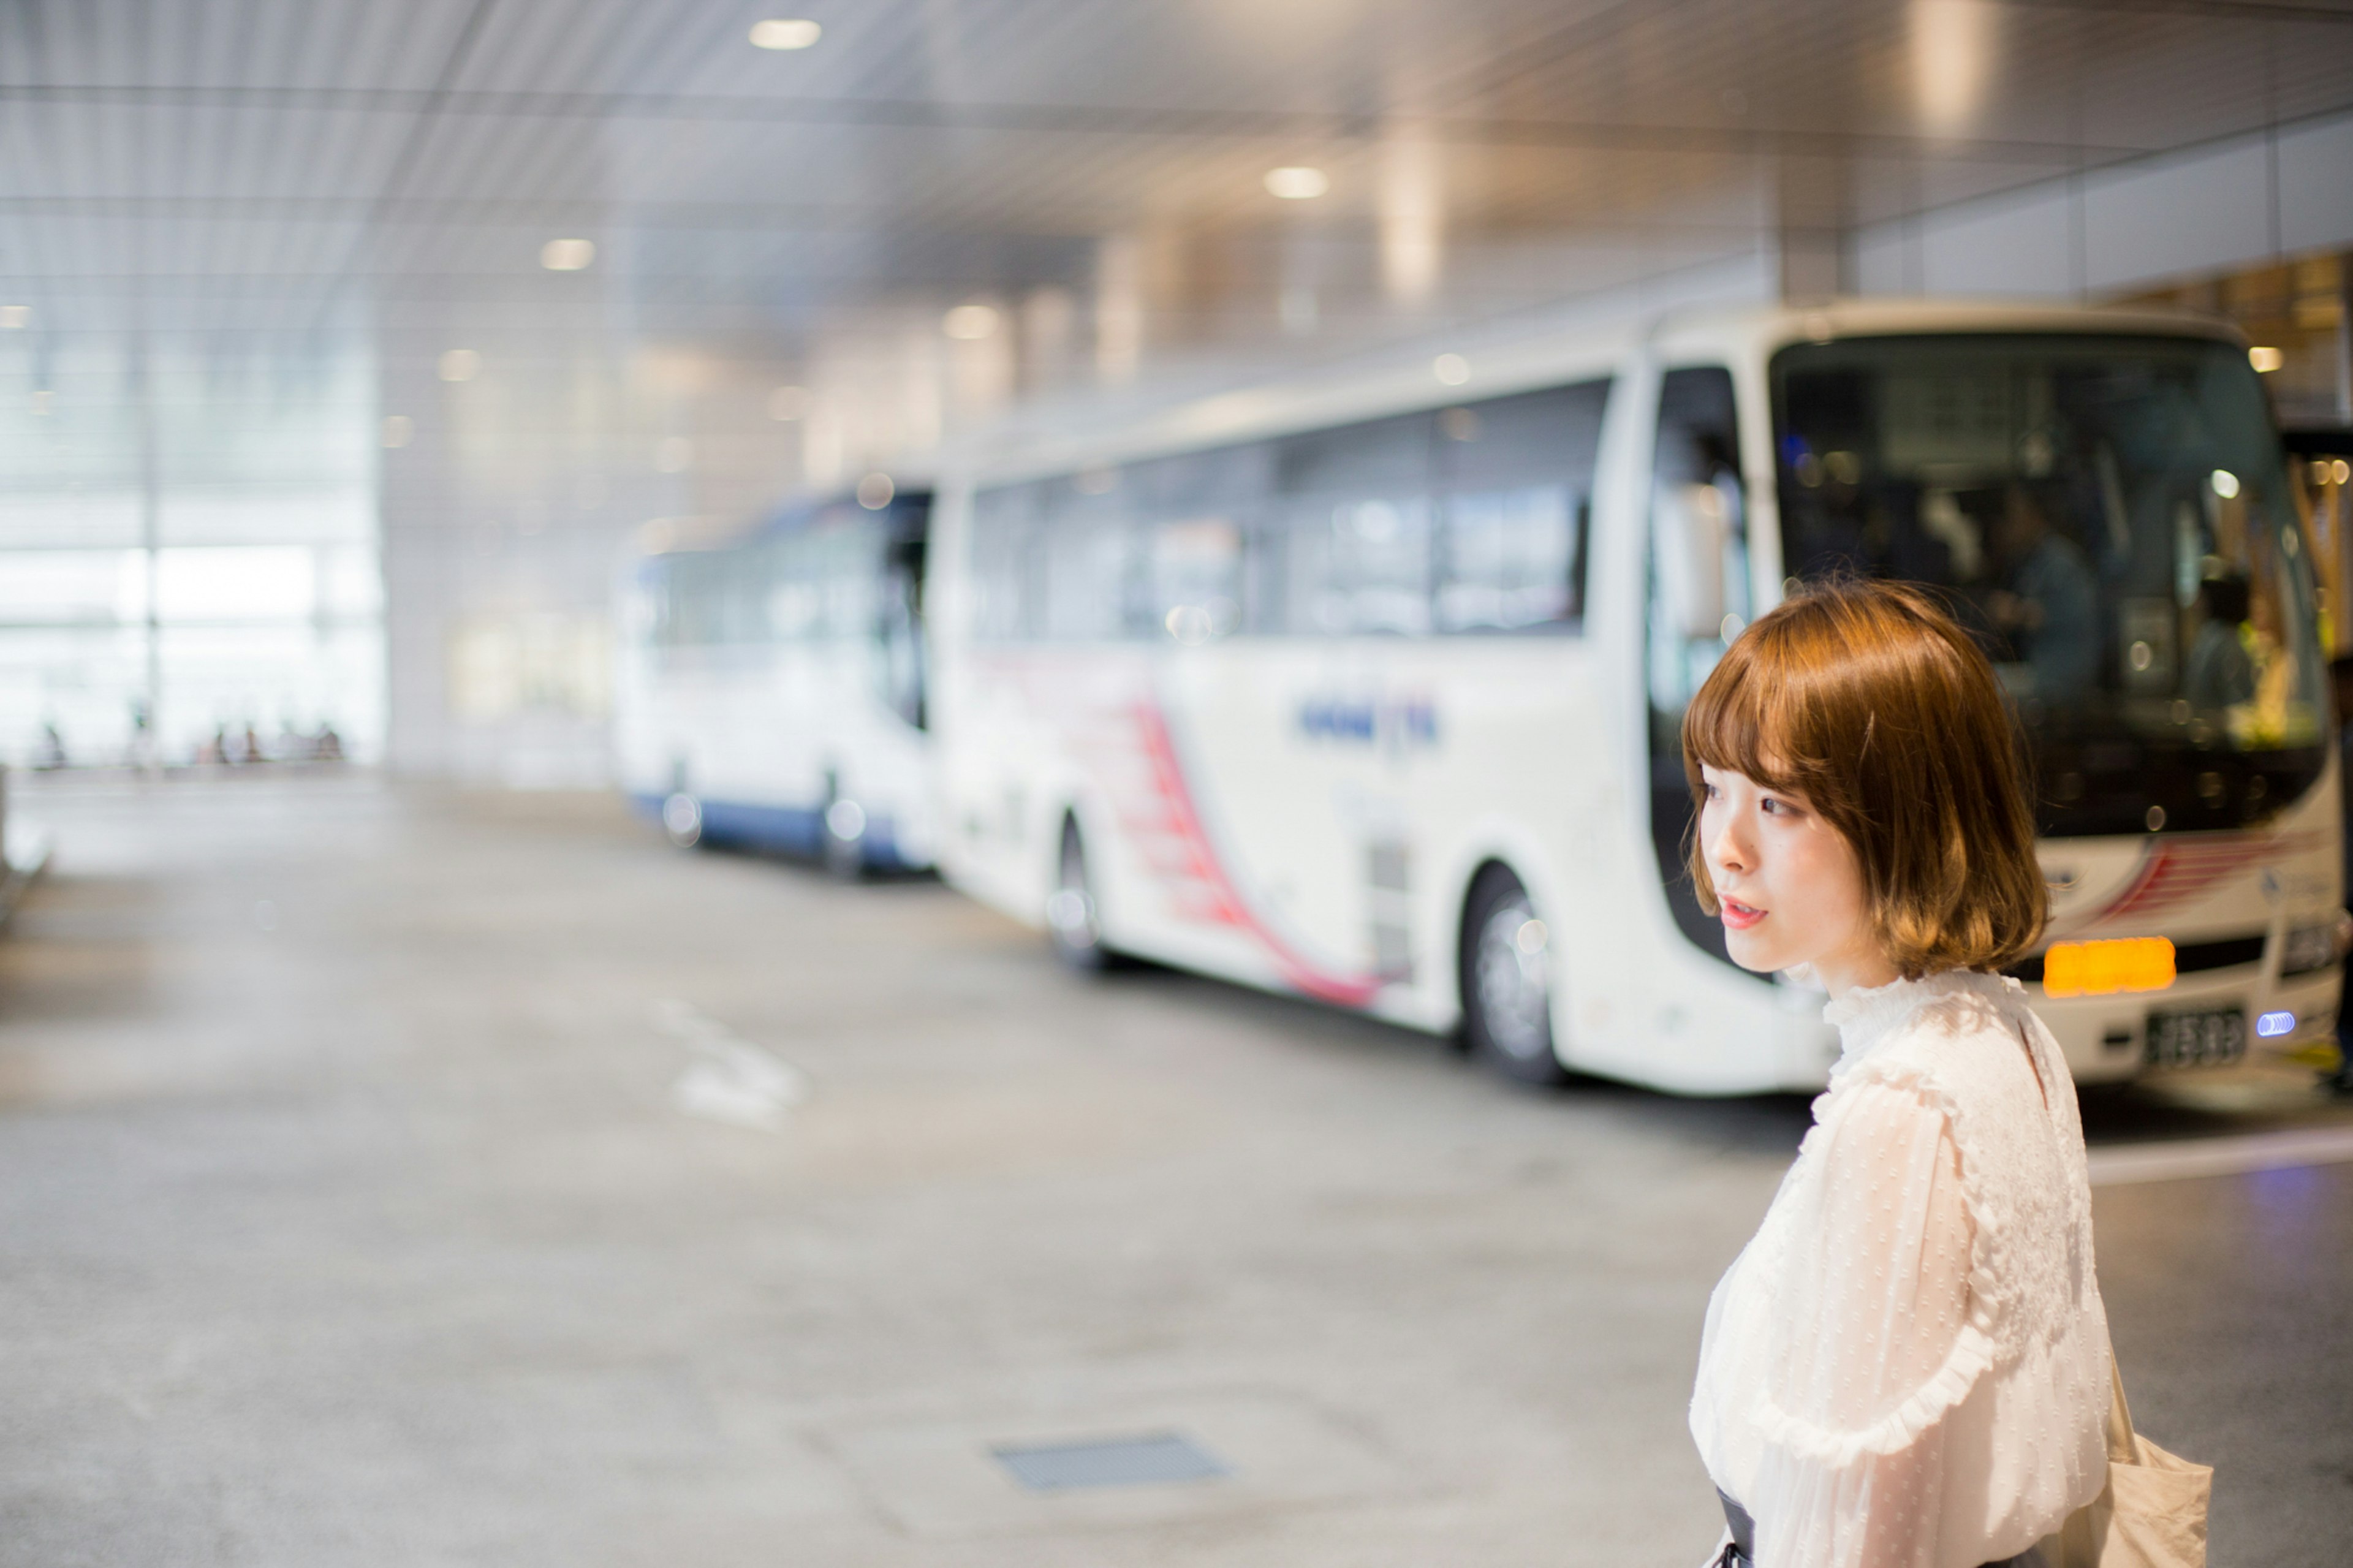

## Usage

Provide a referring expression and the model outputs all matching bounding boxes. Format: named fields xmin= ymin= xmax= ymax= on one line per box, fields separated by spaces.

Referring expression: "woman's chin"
xmin=1721 ymin=928 xmax=1786 ymax=974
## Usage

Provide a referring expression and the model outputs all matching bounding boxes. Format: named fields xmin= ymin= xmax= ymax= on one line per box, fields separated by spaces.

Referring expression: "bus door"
xmin=879 ymin=511 xmax=927 ymax=731
xmin=1645 ymin=366 xmax=1751 ymax=965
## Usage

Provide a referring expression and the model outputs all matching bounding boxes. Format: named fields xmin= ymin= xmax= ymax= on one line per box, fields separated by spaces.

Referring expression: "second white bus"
xmin=928 ymin=301 xmax=2344 ymax=1094
xmin=615 ymin=486 xmax=935 ymax=875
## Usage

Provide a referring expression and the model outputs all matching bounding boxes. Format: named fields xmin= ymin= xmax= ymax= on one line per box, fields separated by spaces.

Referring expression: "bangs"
xmin=1680 ymin=639 xmax=1814 ymax=799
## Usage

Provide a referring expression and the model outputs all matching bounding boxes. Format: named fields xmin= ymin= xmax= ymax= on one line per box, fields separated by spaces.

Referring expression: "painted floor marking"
xmin=2087 ymin=1124 xmax=2353 ymax=1186
xmin=650 ymin=998 xmax=809 ymax=1134
xmin=992 ymin=1433 xmax=1229 ymax=1491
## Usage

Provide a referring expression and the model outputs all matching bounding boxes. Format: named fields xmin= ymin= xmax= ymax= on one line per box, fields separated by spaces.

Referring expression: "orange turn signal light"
xmin=2041 ymin=937 xmax=2176 ymax=998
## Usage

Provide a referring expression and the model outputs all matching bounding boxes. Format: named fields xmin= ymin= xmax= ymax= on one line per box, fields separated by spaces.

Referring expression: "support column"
xmin=135 ymin=336 xmax=161 ymax=773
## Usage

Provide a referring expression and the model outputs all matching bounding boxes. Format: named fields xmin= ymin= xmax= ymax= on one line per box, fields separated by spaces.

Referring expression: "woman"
xmin=1685 ymin=580 xmax=2111 ymax=1567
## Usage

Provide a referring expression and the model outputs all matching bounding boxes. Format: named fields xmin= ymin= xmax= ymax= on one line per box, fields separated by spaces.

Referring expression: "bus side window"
xmin=1435 ymin=378 xmax=1609 ymax=633
xmin=1040 ymin=475 xmax=1131 ymax=642
xmin=1276 ymin=412 xmax=1437 ymax=636
xmin=1646 ymin=366 xmax=1750 ymax=964
xmin=1130 ymin=441 xmax=1274 ymax=641
xmin=969 ymin=483 xmax=1042 ymax=642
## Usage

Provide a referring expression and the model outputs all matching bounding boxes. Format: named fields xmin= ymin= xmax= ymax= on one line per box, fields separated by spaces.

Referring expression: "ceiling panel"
xmin=0 ymin=0 xmax=484 ymax=90
xmin=0 ymin=0 xmax=2342 ymax=479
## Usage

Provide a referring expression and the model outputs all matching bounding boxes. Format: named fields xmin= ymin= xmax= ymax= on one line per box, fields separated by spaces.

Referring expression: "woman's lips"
xmin=1720 ymin=898 xmax=1764 ymax=931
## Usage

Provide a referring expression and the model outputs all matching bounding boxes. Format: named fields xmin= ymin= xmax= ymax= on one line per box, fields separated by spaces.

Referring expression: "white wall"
xmin=1852 ymin=108 xmax=2353 ymax=300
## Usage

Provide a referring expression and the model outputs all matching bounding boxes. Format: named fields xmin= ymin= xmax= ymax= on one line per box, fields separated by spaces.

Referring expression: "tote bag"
xmin=2043 ymin=1359 xmax=2211 ymax=1568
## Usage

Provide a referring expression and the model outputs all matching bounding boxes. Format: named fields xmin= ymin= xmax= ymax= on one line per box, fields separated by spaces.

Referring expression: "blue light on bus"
xmin=2255 ymin=1010 xmax=2295 ymax=1038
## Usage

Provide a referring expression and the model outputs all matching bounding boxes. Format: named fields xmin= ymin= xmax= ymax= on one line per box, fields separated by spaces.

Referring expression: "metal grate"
xmin=991 ymin=1431 xmax=1229 ymax=1491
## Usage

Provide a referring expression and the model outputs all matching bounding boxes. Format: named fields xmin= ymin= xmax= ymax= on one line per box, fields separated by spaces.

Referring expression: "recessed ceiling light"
xmin=0 ymin=305 xmax=27 ymax=328
xmin=540 ymin=238 xmax=596 ymax=271
xmin=1432 ymin=353 xmax=1470 ymax=386
xmin=749 ymin=18 xmax=822 ymax=49
xmin=1264 ymin=167 xmax=1330 ymax=200
xmin=2248 ymin=345 xmax=2284 ymax=373
xmin=857 ymin=472 xmax=895 ymax=509
xmin=438 ymin=349 xmax=480 ymax=382
xmin=382 ymin=415 xmax=414 ymax=449
xmin=942 ymin=303 xmax=999 ymax=341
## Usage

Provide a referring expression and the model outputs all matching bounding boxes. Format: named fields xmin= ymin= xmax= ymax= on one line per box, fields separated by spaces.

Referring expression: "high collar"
xmin=1822 ymin=969 xmax=2021 ymax=1071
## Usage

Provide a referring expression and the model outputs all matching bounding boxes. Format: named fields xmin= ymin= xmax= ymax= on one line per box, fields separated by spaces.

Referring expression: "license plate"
xmin=2145 ymin=1008 xmax=2247 ymax=1069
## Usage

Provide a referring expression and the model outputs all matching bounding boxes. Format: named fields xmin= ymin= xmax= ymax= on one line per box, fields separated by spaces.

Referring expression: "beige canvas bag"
xmin=2040 ymin=1357 xmax=2212 ymax=1568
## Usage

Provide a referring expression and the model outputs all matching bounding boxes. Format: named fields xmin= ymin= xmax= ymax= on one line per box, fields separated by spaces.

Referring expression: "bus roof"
xmin=952 ymin=297 xmax=2246 ymax=492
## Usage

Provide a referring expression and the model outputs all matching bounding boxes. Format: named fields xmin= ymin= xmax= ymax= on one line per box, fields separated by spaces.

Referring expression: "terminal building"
xmin=0 ymin=3 xmax=2349 ymax=1562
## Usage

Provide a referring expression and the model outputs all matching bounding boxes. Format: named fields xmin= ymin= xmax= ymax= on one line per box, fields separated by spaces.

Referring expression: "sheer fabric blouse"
xmin=1689 ymin=972 xmax=2111 ymax=1568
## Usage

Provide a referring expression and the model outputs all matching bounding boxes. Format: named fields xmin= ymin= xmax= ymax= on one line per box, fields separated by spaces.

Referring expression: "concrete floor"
xmin=0 ymin=773 xmax=2347 ymax=1567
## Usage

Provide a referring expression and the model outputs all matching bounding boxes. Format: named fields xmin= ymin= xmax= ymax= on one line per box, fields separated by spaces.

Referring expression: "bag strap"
xmin=2104 ymin=1349 xmax=2138 ymax=1463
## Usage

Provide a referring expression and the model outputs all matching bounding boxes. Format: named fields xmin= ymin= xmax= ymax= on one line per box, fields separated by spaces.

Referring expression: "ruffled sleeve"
xmin=1746 ymin=1077 xmax=1988 ymax=1568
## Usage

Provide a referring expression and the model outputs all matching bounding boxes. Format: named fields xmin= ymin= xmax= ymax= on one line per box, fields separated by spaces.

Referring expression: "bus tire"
xmin=822 ymin=790 xmax=868 ymax=881
xmin=1047 ymin=817 xmax=1115 ymax=971
xmin=661 ymin=792 xmax=703 ymax=849
xmin=1460 ymin=865 xmax=1569 ymax=1085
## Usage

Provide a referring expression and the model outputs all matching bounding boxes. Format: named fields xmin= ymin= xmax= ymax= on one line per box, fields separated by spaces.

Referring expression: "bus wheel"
xmin=1460 ymin=866 xmax=1567 ymax=1085
xmin=822 ymin=795 xmax=868 ymax=881
xmin=661 ymin=792 xmax=703 ymax=849
xmin=1047 ymin=818 xmax=1112 ymax=971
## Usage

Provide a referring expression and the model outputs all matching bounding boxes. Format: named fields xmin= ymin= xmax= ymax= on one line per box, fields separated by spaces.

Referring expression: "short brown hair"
xmin=1681 ymin=578 xmax=2046 ymax=979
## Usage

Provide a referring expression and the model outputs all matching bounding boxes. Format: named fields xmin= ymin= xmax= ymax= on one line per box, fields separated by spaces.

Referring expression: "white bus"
xmin=928 ymin=301 xmax=2344 ymax=1094
xmin=615 ymin=486 xmax=935 ymax=876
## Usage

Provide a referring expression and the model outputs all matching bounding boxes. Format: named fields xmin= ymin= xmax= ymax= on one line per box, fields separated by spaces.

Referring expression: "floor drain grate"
xmin=991 ymin=1431 xmax=1229 ymax=1491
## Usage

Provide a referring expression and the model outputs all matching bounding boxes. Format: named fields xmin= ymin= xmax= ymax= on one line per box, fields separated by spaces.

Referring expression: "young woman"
xmin=1684 ymin=581 xmax=2111 ymax=1567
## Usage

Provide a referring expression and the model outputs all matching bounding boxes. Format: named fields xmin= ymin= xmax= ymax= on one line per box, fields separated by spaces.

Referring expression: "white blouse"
xmin=1689 ymin=971 xmax=2112 ymax=1568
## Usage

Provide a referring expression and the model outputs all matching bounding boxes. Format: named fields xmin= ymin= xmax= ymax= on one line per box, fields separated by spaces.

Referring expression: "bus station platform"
xmin=0 ymin=773 xmax=2345 ymax=1566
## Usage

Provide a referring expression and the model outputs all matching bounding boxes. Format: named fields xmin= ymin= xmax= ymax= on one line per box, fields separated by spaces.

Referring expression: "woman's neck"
xmin=1813 ymin=944 xmax=1902 ymax=1001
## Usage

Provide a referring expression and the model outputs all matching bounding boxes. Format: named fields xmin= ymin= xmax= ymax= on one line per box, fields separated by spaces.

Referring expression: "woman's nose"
xmin=1707 ymin=812 xmax=1750 ymax=875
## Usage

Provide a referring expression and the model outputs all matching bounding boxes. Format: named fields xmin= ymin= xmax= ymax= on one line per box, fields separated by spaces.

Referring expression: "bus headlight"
xmin=2278 ymin=917 xmax=2349 ymax=977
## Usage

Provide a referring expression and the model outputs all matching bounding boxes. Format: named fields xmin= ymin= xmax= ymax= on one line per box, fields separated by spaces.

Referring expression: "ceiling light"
xmin=0 ymin=305 xmax=26 ymax=329
xmin=2249 ymin=345 xmax=2284 ymax=373
xmin=768 ymin=385 xmax=813 ymax=421
xmin=942 ymin=303 xmax=999 ymax=340
xmin=749 ymin=18 xmax=822 ymax=49
xmin=1911 ymin=0 xmax=1993 ymax=135
xmin=1432 ymin=353 xmax=1470 ymax=386
xmin=540 ymin=238 xmax=596 ymax=271
xmin=2210 ymin=469 xmax=2240 ymax=499
xmin=1265 ymin=167 xmax=1330 ymax=200
xmin=438 ymin=349 xmax=480 ymax=382
xmin=382 ymin=415 xmax=413 ymax=449
xmin=857 ymin=472 xmax=895 ymax=509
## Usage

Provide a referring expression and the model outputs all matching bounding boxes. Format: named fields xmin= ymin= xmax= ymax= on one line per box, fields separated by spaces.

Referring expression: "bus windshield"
xmin=1771 ymin=333 xmax=2326 ymax=838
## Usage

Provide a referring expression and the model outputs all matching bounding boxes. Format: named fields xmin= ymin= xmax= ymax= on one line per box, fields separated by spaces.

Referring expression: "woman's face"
xmin=1697 ymin=764 xmax=1890 ymax=993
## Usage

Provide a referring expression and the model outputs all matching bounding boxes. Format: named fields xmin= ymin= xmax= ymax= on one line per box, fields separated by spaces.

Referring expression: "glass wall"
xmin=0 ymin=339 xmax=382 ymax=767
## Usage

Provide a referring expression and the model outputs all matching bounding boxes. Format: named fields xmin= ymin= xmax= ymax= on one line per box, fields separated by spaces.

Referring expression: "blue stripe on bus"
xmin=627 ymin=791 xmax=914 ymax=870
